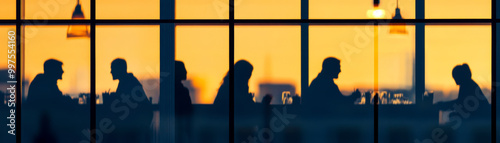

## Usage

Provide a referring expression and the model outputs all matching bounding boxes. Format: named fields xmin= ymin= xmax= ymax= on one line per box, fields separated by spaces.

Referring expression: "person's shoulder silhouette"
xmin=174 ymin=61 xmax=194 ymax=143
xmin=111 ymin=58 xmax=153 ymax=111
xmin=214 ymin=60 xmax=255 ymax=108
xmin=175 ymin=61 xmax=193 ymax=116
xmin=27 ymin=59 xmax=65 ymax=107
xmin=307 ymin=57 xmax=355 ymax=109
xmin=112 ymin=58 xmax=142 ymax=95
xmin=452 ymin=64 xmax=489 ymax=108
xmin=108 ymin=58 xmax=153 ymax=143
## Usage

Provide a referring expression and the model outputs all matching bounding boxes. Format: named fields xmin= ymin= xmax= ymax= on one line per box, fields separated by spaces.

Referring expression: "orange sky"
xmin=310 ymin=0 xmax=415 ymax=19
xmin=235 ymin=0 xmax=301 ymax=19
xmin=96 ymin=25 xmax=160 ymax=104
xmin=425 ymin=25 xmax=491 ymax=103
xmin=235 ymin=26 xmax=302 ymax=101
xmin=176 ymin=25 xmax=229 ymax=104
xmin=0 ymin=0 xmax=16 ymax=19
xmin=309 ymin=25 xmax=415 ymax=94
xmin=177 ymin=0 xmax=229 ymax=19
xmin=97 ymin=0 xmax=159 ymax=19
xmin=309 ymin=25 xmax=374 ymax=92
xmin=24 ymin=0 xmax=90 ymax=19
xmin=20 ymin=24 xmax=492 ymax=104
xmin=5 ymin=0 xmax=491 ymax=19
xmin=15 ymin=0 xmax=493 ymax=105
xmin=425 ymin=0 xmax=490 ymax=19
xmin=23 ymin=25 xmax=161 ymax=103
xmin=24 ymin=25 xmax=90 ymax=98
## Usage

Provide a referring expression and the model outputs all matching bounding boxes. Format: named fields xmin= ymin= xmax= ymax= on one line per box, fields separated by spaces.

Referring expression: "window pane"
xmin=425 ymin=25 xmax=491 ymax=142
xmin=235 ymin=25 xmax=301 ymax=142
xmin=309 ymin=25 xmax=374 ymax=142
xmin=96 ymin=25 xmax=160 ymax=104
xmin=97 ymin=0 xmax=159 ymax=19
xmin=426 ymin=0 xmax=491 ymax=19
xmin=22 ymin=25 xmax=90 ymax=143
xmin=235 ymin=0 xmax=300 ymax=19
xmin=426 ymin=25 xmax=491 ymax=104
xmin=377 ymin=25 xmax=415 ymax=104
xmin=377 ymin=24 xmax=420 ymax=143
xmin=96 ymin=25 xmax=159 ymax=143
xmin=309 ymin=25 xmax=374 ymax=92
xmin=176 ymin=25 xmax=229 ymax=104
xmin=176 ymin=25 xmax=229 ymax=143
xmin=310 ymin=0 xmax=415 ymax=19
xmin=0 ymin=0 xmax=15 ymax=19
xmin=176 ymin=0 xmax=229 ymax=19
xmin=24 ymin=0 xmax=90 ymax=19
xmin=236 ymin=25 xmax=301 ymax=104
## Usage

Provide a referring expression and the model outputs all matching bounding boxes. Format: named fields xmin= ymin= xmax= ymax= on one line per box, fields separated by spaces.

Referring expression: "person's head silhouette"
xmin=235 ymin=60 xmax=253 ymax=83
xmin=111 ymin=58 xmax=127 ymax=80
xmin=452 ymin=63 xmax=472 ymax=85
xmin=44 ymin=59 xmax=64 ymax=80
xmin=321 ymin=57 xmax=341 ymax=79
xmin=175 ymin=61 xmax=187 ymax=82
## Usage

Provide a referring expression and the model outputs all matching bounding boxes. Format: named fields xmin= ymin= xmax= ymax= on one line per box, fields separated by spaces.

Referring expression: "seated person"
xmin=305 ymin=57 xmax=361 ymax=110
xmin=436 ymin=63 xmax=490 ymax=119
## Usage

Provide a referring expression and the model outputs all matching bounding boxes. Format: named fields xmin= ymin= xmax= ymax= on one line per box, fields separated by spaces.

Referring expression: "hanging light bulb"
xmin=389 ymin=0 xmax=408 ymax=34
xmin=367 ymin=0 xmax=386 ymax=19
xmin=67 ymin=0 xmax=89 ymax=38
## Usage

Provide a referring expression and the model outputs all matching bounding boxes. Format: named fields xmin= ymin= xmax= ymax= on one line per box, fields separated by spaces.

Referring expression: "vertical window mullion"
xmin=229 ymin=0 xmax=235 ymax=142
xmin=491 ymin=0 xmax=497 ymax=141
xmin=160 ymin=0 xmax=176 ymax=143
xmin=16 ymin=0 xmax=22 ymax=142
xmin=90 ymin=0 xmax=96 ymax=143
xmin=300 ymin=0 xmax=309 ymax=110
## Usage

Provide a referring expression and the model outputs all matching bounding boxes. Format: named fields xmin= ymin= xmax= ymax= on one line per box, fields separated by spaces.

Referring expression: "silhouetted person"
xmin=175 ymin=61 xmax=193 ymax=143
xmin=27 ymin=59 xmax=72 ymax=108
xmin=213 ymin=60 xmax=255 ymax=142
xmin=262 ymin=94 xmax=273 ymax=129
xmin=25 ymin=59 xmax=82 ymax=143
xmin=305 ymin=57 xmax=360 ymax=110
xmin=214 ymin=60 xmax=255 ymax=110
xmin=436 ymin=63 xmax=490 ymax=118
xmin=262 ymin=94 xmax=273 ymax=106
xmin=107 ymin=58 xmax=153 ymax=143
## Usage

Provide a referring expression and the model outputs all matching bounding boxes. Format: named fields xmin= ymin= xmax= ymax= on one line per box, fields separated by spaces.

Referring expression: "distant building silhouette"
xmin=257 ymin=83 xmax=296 ymax=104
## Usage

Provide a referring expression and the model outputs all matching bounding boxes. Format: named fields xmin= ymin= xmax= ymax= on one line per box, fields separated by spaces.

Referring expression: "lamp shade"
xmin=389 ymin=1 xmax=407 ymax=34
xmin=67 ymin=0 xmax=89 ymax=38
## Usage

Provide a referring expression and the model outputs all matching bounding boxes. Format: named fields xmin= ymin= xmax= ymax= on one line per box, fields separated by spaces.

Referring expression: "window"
xmin=425 ymin=0 xmax=491 ymax=19
xmin=22 ymin=25 xmax=91 ymax=143
xmin=235 ymin=0 xmax=301 ymax=19
xmin=97 ymin=0 xmax=159 ymax=19
xmin=175 ymin=25 xmax=229 ymax=104
xmin=24 ymin=0 xmax=91 ymax=19
xmin=235 ymin=25 xmax=301 ymax=103
xmin=0 ymin=0 xmax=15 ymax=19
xmin=4 ymin=0 xmax=496 ymax=143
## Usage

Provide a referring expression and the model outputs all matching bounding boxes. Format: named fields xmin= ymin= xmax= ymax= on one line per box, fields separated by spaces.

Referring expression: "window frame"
xmin=3 ymin=0 xmax=496 ymax=142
